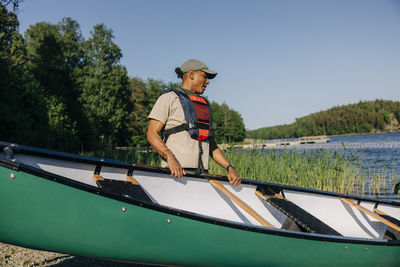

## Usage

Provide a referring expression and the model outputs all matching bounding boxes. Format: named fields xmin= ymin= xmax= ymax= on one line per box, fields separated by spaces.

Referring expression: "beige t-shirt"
xmin=148 ymin=91 xmax=210 ymax=170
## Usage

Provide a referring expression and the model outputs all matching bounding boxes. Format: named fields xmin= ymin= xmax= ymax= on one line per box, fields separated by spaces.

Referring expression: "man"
xmin=147 ymin=59 xmax=241 ymax=186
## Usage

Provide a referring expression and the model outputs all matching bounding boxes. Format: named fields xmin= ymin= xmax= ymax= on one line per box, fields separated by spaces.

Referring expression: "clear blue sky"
xmin=17 ymin=0 xmax=400 ymax=130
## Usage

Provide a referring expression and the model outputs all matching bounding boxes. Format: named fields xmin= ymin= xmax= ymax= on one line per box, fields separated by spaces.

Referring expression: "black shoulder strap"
xmin=162 ymin=123 xmax=188 ymax=143
xmin=162 ymin=88 xmax=175 ymax=95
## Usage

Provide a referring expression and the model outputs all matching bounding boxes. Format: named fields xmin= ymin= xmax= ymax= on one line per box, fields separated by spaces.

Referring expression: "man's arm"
xmin=146 ymin=119 xmax=186 ymax=177
xmin=209 ymin=138 xmax=242 ymax=186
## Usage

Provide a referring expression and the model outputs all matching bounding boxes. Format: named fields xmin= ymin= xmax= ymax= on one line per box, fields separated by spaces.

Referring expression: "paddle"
xmin=209 ymin=179 xmax=275 ymax=228
xmin=340 ymin=198 xmax=400 ymax=232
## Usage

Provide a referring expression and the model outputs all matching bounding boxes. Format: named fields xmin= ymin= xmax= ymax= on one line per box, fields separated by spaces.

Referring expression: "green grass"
xmin=83 ymin=148 xmax=399 ymax=198
xmin=84 ymin=148 xmax=161 ymax=167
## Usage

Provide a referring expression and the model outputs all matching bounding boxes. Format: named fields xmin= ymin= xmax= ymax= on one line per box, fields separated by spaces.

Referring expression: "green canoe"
xmin=0 ymin=141 xmax=399 ymax=266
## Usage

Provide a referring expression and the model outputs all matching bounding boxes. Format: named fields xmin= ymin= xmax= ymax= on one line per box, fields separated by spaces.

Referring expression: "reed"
xmin=209 ymin=148 xmax=397 ymax=197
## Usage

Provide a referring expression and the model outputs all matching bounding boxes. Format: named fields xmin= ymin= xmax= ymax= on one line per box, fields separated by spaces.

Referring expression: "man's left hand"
xmin=227 ymin=168 xmax=241 ymax=186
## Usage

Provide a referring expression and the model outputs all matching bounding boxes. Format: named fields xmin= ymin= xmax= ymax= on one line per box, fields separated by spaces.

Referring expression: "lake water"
xmin=265 ymin=132 xmax=400 ymax=200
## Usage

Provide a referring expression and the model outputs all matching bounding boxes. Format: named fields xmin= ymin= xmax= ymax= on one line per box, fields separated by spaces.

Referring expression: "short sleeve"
xmin=148 ymin=93 xmax=171 ymax=124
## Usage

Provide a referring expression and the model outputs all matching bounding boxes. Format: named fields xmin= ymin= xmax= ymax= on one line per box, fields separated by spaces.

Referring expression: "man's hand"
xmin=227 ymin=167 xmax=241 ymax=186
xmin=167 ymin=156 xmax=186 ymax=178
xmin=209 ymin=138 xmax=242 ymax=186
xmin=147 ymin=119 xmax=186 ymax=178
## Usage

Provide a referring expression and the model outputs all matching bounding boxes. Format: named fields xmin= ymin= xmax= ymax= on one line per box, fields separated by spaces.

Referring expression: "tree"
xmin=127 ymin=77 xmax=148 ymax=146
xmin=211 ymin=102 xmax=246 ymax=143
xmin=126 ymin=78 xmax=177 ymax=146
xmin=57 ymin=17 xmax=95 ymax=150
xmin=0 ymin=0 xmax=41 ymax=145
xmin=24 ymin=21 xmax=87 ymax=151
xmin=395 ymin=109 xmax=400 ymax=124
xmin=79 ymin=24 xmax=131 ymax=147
xmin=0 ymin=0 xmax=26 ymax=68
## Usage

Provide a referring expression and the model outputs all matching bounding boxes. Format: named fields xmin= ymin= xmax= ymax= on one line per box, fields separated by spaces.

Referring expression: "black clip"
xmin=94 ymin=165 xmax=102 ymax=175
xmin=127 ymin=166 xmax=134 ymax=177
xmin=3 ymin=146 xmax=14 ymax=160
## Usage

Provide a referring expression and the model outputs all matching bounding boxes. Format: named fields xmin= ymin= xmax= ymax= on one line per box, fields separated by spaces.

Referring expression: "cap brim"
xmin=202 ymin=68 xmax=217 ymax=79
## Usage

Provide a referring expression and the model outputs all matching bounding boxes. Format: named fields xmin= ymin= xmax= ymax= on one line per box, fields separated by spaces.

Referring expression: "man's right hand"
xmin=147 ymin=119 xmax=186 ymax=178
xmin=167 ymin=156 xmax=186 ymax=178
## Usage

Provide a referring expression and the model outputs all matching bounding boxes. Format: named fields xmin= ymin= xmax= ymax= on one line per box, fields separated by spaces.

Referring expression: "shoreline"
xmin=0 ymin=242 xmax=154 ymax=266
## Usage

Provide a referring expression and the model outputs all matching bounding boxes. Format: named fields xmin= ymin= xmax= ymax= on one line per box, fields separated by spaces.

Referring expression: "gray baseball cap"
xmin=180 ymin=59 xmax=217 ymax=79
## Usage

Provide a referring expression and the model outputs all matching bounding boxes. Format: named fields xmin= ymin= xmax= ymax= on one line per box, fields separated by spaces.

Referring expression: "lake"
xmin=265 ymin=132 xmax=400 ymax=199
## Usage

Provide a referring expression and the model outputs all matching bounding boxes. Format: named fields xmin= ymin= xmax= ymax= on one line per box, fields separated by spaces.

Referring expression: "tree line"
xmin=0 ymin=1 xmax=245 ymax=152
xmin=248 ymin=99 xmax=400 ymax=140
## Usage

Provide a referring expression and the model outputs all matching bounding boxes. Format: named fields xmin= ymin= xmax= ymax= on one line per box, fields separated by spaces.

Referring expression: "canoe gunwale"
xmin=1 ymin=141 xmax=399 ymax=207
xmin=1 ymin=141 xmax=400 ymax=246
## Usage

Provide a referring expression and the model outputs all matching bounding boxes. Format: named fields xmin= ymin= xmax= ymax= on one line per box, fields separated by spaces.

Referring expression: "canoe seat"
xmin=96 ymin=178 xmax=153 ymax=203
xmin=257 ymin=188 xmax=342 ymax=236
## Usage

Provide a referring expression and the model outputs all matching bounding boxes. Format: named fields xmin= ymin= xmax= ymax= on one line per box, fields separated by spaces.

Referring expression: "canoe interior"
xmin=1 ymin=142 xmax=400 ymax=244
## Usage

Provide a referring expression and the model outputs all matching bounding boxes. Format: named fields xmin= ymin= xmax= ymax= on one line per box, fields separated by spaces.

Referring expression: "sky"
xmin=16 ymin=0 xmax=400 ymax=130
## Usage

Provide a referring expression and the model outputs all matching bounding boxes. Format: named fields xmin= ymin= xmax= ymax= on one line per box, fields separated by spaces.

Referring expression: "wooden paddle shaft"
xmin=340 ymin=198 xmax=400 ymax=232
xmin=209 ymin=180 xmax=275 ymax=228
xmin=126 ymin=176 xmax=139 ymax=185
xmin=93 ymin=174 xmax=104 ymax=181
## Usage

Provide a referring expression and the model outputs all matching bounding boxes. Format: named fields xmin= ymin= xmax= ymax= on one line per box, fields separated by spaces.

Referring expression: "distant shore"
xmin=242 ymin=130 xmax=400 ymax=144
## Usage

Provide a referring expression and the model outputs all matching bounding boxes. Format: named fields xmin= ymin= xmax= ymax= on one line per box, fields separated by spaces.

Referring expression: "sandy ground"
xmin=0 ymin=242 xmax=157 ymax=266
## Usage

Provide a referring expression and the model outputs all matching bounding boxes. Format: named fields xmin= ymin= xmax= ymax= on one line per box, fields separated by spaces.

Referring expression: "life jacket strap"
xmin=162 ymin=123 xmax=187 ymax=142
xmin=162 ymin=122 xmax=201 ymax=142
xmin=197 ymin=141 xmax=205 ymax=174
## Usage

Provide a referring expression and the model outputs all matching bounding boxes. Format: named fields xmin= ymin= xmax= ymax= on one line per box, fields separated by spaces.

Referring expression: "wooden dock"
xmin=233 ymin=136 xmax=330 ymax=149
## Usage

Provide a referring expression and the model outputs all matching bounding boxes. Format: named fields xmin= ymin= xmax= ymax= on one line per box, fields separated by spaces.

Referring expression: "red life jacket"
xmin=162 ymin=88 xmax=214 ymax=142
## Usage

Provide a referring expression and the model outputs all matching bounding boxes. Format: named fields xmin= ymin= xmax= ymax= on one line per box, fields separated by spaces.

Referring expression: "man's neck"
xmin=179 ymin=87 xmax=198 ymax=95
xmin=181 ymin=80 xmax=197 ymax=94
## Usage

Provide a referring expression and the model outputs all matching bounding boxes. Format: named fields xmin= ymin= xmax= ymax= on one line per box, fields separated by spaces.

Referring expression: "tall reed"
xmin=210 ymin=148 xmax=397 ymax=197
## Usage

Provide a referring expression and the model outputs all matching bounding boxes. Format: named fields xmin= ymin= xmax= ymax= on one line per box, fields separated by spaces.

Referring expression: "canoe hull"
xmin=1 ymin=165 xmax=399 ymax=267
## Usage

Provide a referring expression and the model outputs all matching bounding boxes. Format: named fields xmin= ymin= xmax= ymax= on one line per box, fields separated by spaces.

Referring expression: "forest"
xmin=0 ymin=1 xmax=246 ymax=152
xmin=247 ymin=99 xmax=400 ymax=140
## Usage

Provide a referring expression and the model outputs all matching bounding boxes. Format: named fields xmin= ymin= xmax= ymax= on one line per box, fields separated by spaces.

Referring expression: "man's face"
xmin=191 ymin=71 xmax=210 ymax=94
